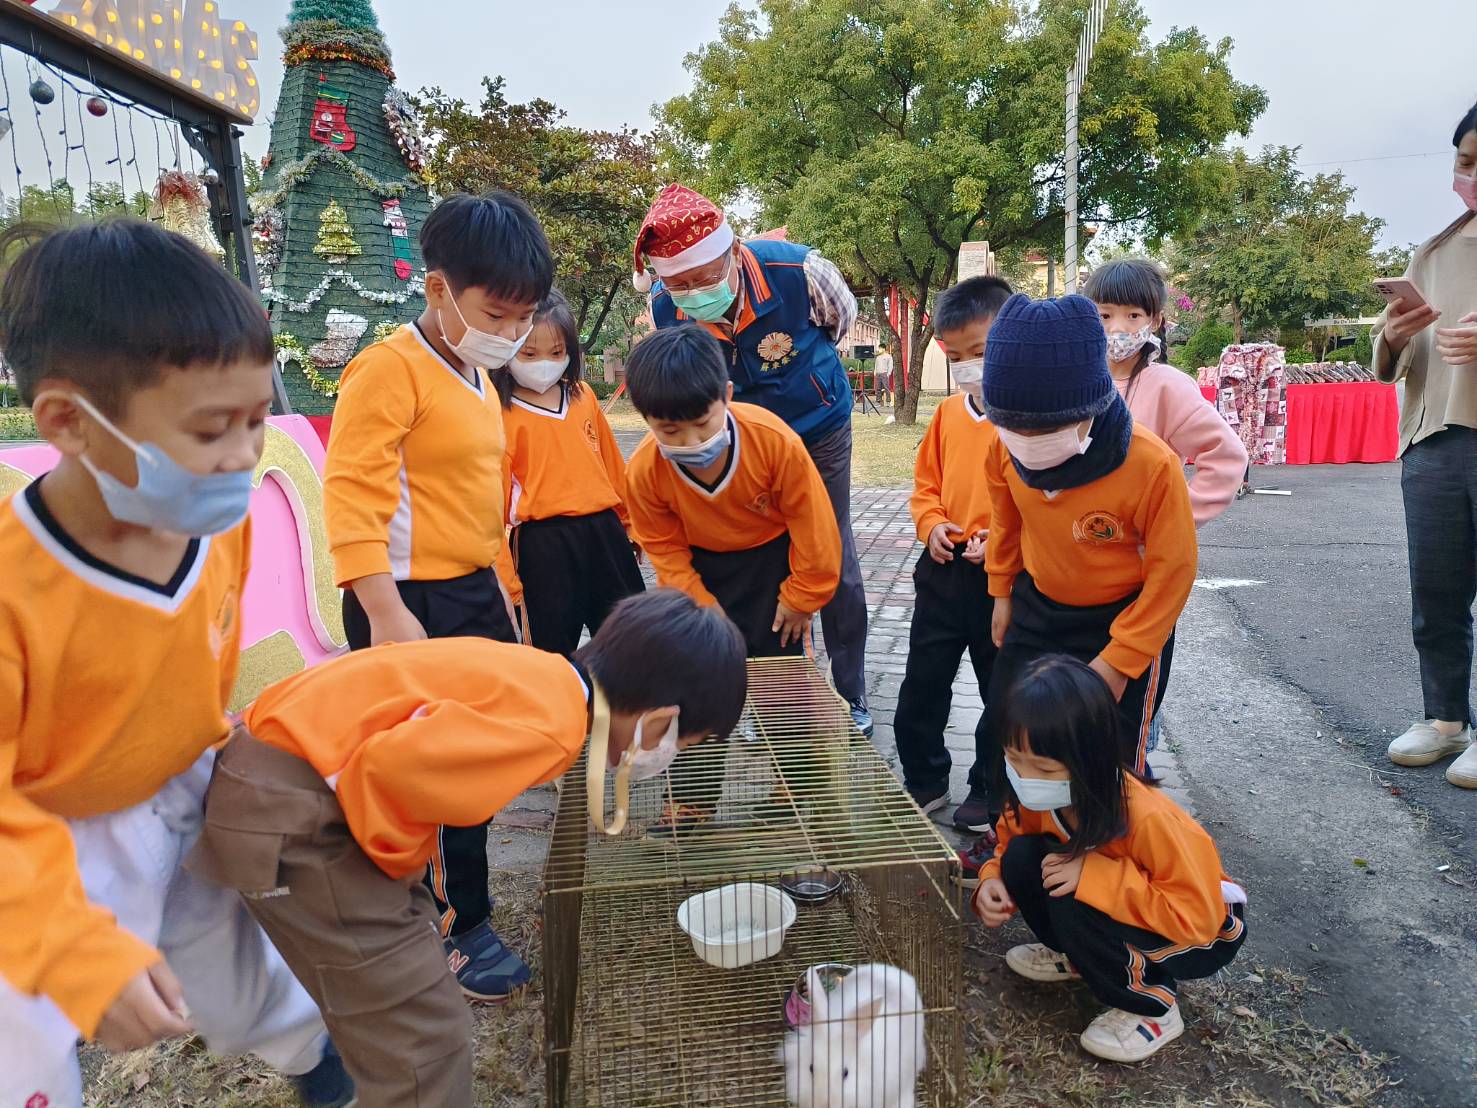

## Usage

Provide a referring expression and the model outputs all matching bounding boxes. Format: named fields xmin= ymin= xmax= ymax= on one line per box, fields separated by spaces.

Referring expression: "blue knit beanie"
xmin=981 ymin=293 xmax=1113 ymax=430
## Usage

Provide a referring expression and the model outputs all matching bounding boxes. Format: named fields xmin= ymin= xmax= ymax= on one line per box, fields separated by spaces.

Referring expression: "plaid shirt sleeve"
xmin=803 ymin=250 xmax=858 ymax=346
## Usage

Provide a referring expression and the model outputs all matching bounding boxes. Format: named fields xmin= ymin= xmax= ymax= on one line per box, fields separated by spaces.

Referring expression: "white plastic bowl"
xmin=676 ymin=883 xmax=797 ymax=968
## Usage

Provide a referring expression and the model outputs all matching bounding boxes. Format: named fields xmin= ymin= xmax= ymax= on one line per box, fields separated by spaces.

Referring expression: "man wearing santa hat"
xmin=633 ymin=183 xmax=872 ymax=736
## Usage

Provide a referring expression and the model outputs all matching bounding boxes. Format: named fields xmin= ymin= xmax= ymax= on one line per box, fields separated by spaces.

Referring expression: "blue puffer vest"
xmin=651 ymin=239 xmax=852 ymax=444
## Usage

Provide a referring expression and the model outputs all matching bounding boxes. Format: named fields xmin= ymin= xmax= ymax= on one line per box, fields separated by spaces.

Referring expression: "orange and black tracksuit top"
xmin=501 ymin=383 xmax=631 ymax=594
xmin=324 ymin=323 xmax=519 ymax=599
xmin=624 ymin=402 xmax=841 ymax=615
xmin=984 ymin=424 xmax=1197 ymax=678
xmin=975 ymin=775 xmax=1244 ymax=948
xmin=0 ymin=482 xmax=249 ymax=1038
xmin=243 ymin=639 xmax=589 ymax=881
xmin=910 ymin=393 xmax=997 ymax=545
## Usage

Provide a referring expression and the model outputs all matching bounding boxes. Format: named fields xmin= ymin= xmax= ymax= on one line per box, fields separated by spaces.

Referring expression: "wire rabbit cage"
xmin=543 ymin=657 xmax=965 ymax=1107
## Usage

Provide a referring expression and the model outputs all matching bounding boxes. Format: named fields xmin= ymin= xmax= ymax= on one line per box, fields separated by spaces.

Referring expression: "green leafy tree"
xmin=417 ymin=78 xmax=662 ymax=353
xmin=1171 ymin=146 xmax=1383 ymax=342
xmin=659 ymin=0 xmax=1265 ymax=422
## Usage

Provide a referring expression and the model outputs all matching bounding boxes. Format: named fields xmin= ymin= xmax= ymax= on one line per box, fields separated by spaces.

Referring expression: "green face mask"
xmin=670 ymin=257 xmax=738 ymax=322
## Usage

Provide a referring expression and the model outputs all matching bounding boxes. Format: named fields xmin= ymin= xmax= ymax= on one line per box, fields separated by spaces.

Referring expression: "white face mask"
xmin=510 ymin=355 xmax=569 ymax=393
xmin=951 ymin=357 xmax=984 ymax=403
xmin=996 ymin=421 xmax=1093 ymax=472
xmin=438 ymin=289 xmax=531 ymax=369
xmin=1005 ymin=761 xmax=1074 ymax=812
xmin=658 ymin=417 xmax=731 ymax=469
xmin=623 ymin=711 xmax=681 ymax=781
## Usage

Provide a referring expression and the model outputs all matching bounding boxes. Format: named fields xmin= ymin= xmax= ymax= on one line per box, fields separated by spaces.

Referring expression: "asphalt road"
xmin=1163 ymin=462 xmax=1477 ymax=1106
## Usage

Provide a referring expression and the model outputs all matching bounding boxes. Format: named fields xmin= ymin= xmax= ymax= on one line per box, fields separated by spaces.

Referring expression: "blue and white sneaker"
xmin=444 ymin=920 xmax=532 ymax=1002
xmin=1079 ymin=1004 xmax=1184 ymax=1063
xmin=849 ymin=701 xmax=874 ymax=738
xmin=292 ymin=1039 xmax=356 ymax=1107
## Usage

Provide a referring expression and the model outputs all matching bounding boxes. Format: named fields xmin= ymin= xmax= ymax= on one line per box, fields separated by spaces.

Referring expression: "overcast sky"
xmin=24 ymin=1 xmax=1475 ymax=249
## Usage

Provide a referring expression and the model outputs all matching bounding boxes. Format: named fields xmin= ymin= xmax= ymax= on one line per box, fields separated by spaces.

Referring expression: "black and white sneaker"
xmin=906 ymin=779 xmax=950 ymax=816
xmin=951 ymin=786 xmax=995 ymax=832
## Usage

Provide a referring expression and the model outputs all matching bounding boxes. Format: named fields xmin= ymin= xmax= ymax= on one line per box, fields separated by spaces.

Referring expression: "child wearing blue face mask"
xmin=0 ymin=221 xmax=350 ymax=1106
xmin=323 ymin=190 xmax=556 ymax=998
xmin=972 ymin=656 xmax=1247 ymax=1065
xmin=623 ymin=325 xmax=842 ymax=836
xmin=491 ymin=289 xmax=644 ymax=655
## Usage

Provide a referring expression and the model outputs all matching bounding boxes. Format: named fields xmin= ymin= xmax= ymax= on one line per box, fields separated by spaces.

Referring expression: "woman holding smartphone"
xmin=1375 ymin=99 xmax=1477 ymax=790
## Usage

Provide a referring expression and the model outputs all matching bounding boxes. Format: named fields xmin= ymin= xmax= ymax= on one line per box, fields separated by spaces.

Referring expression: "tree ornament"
xmin=381 ymin=199 xmax=413 ymax=280
xmin=85 ymin=96 xmax=107 ymax=117
xmin=29 ymin=79 xmax=54 ymax=105
xmin=153 ymin=171 xmax=224 ymax=260
xmin=313 ymin=199 xmax=362 ymax=263
xmin=309 ymin=75 xmax=356 ymax=152
xmin=382 ymin=88 xmax=427 ymax=173
xmin=308 ymin=308 xmax=369 ymax=367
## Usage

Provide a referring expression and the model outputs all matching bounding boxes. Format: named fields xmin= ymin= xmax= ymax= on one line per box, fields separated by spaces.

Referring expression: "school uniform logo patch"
xmin=1072 ymin=510 xmax=1126 ymax=545
xmin=208 ymin=585 xmax=239 ymax=659
xmin=745 ymin=492 xmax=773 ymax=516
xmin=756 ymin=331 xmax=796 ymax=371
xmin=583 ymin=419 xmax=599 ymax=453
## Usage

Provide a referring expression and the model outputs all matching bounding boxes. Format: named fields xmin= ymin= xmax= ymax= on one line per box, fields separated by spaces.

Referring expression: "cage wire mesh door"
xmin=544 ymin=658 xmax=965 ymax=1107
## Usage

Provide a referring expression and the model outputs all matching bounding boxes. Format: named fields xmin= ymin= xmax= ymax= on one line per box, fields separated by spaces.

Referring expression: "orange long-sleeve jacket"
xmin=324 ymin=323 xmax=519 ymax=600
xmin=624 ymin=402 xmax=840 ymax=615
xmin=984 ymin=425 xmax=1197 ymax=677
xmin=243 ymin=638 xmax=589 ymax=880
xmin=909 ymin=393 xmax=997 ymax=544
xmin=0 ymin=483 xmax=248 ymax=1037
xmin=976 ymin=775 xmax=1238 ymax=946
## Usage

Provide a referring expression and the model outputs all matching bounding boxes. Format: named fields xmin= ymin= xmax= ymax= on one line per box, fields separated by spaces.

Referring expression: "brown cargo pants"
xmin=186 ymin=727 xmax=474 ymax=1108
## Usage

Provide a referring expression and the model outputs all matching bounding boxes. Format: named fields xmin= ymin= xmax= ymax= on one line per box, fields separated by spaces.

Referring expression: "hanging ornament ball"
xmin=29 ymin=79 xmax=54 ymax=106
xmin=85 ymin=96 xmax=107 ymax=117
xmin=201 ymin=167 xmax=220 ymax=186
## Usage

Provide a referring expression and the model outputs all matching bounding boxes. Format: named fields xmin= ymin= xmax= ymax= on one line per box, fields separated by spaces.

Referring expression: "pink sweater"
xmin=1116 ymin=363 xmax=1247 ymax=528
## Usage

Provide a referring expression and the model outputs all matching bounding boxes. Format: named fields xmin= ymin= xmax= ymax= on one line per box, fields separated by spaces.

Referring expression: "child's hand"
xmin=370 ymin=604 xmax=428 ymax=647
xmin=972 ymin=878 xmax=1015 ymax=926
xmin=962 ymin=529 xmax=988 ymax=565
xmin=97 ymin=961 xmax=193 ymax=1053
xmin=1042 ymin=851 xmax=1086 ymax=898
xmin=772 ymin=601 xmax=810 ymax=648
xmin=927 ymin=522 xmax=964 ymax=564
xmin=991 ymin=596 xmax=1012 ymax=648
xmin=1088 ymin=654 xmax=1129 ymax=701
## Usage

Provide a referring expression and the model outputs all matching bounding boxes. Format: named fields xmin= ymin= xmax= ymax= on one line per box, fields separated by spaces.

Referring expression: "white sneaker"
xmin=1387 ymin=721 xmax=1471 ymax=767
xmin=1447 ymin=744 xmax=1477 ymax=789
xmin=1005 ymin=943 xmax=1081 ymax=983
xmin=1079 ymin=1004 xmax=1184 ymax=1063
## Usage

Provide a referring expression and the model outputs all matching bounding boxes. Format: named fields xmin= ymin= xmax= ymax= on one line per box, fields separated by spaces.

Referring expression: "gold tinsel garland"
xmin=276 ymin=322 xmax=404 ymax=398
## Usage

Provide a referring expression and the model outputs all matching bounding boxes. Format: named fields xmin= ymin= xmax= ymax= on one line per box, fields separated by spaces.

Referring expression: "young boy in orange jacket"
xmin=0 ymin=222 xmax=347 ymax=1107
xmin=982 ymin=294 xmax=1196 ymax=782
xmin=895 ymin=277 xmax=1013 ymax=833
xmin=188 ymin=589 xmax=747 ymax=1108
xmin=622 ymin=324 xmax=842 ymax=834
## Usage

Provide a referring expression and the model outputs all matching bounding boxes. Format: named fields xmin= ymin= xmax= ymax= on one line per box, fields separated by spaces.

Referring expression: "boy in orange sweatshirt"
xmin=896 ymin=277 xmax=1013 ymax=833
xmin=324 ymin=190 xmax=553 ymax=995
xmin=187 ymin=589 xmax=747 ymax=1108
xmin=0 ymin=222 xmax=346 ymax=1107
xmin=982 ymin=294 xmax=1197 ymax=782
xmin=623 ymin=324 xmax=842 ymax=834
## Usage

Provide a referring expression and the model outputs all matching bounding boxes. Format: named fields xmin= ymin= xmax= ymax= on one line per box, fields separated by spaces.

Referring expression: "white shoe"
xmin=1447 ymin=744 xmax=1477 ymax=789
xmin=1387 ymin=721 xmax=1471 ymax=767
xmin=1079 ymin=1004 xmax=1184 ymax=1063
xmin=1005 ymin=943 xmax=1081 ymax=983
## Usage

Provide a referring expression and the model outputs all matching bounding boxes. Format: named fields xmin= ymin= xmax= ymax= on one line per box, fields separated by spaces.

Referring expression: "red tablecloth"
xmin=1199 ymin=381 xmax=1398 ymax=465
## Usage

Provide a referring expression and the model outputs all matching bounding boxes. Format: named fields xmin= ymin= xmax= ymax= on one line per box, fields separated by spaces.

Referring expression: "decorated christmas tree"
xmin=255 ymin=0 xmax=433 ymax=414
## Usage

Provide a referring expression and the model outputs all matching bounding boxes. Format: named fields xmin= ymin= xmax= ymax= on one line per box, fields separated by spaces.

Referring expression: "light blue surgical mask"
xmin=73 ymin=393 xmax=255 ymax=536
xmin=669 ymin=256 xmax=738 ymax=322
xmin=659 ymin=416 xmax=731 ymax=469
xmin=1005 ymin=761 xmax=1074 ymax=812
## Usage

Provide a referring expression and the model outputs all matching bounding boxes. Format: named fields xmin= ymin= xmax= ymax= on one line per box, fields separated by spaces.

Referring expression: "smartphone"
xmin=1372 ymin=277 xmax=1430 ymax=313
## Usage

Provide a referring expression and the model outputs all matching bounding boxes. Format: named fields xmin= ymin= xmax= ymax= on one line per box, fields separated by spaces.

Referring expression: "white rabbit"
xmin=777 ymin=963 xmax=926 ymax=1108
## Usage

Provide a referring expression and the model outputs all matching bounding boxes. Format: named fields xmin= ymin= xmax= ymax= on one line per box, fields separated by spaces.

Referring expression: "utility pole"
xmin=1065 ymin=0 xmax=1109 ymax=293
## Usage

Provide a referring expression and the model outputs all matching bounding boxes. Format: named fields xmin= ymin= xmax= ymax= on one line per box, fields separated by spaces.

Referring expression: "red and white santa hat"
xmin=631 ymin=183 xmax=735 ymax=292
